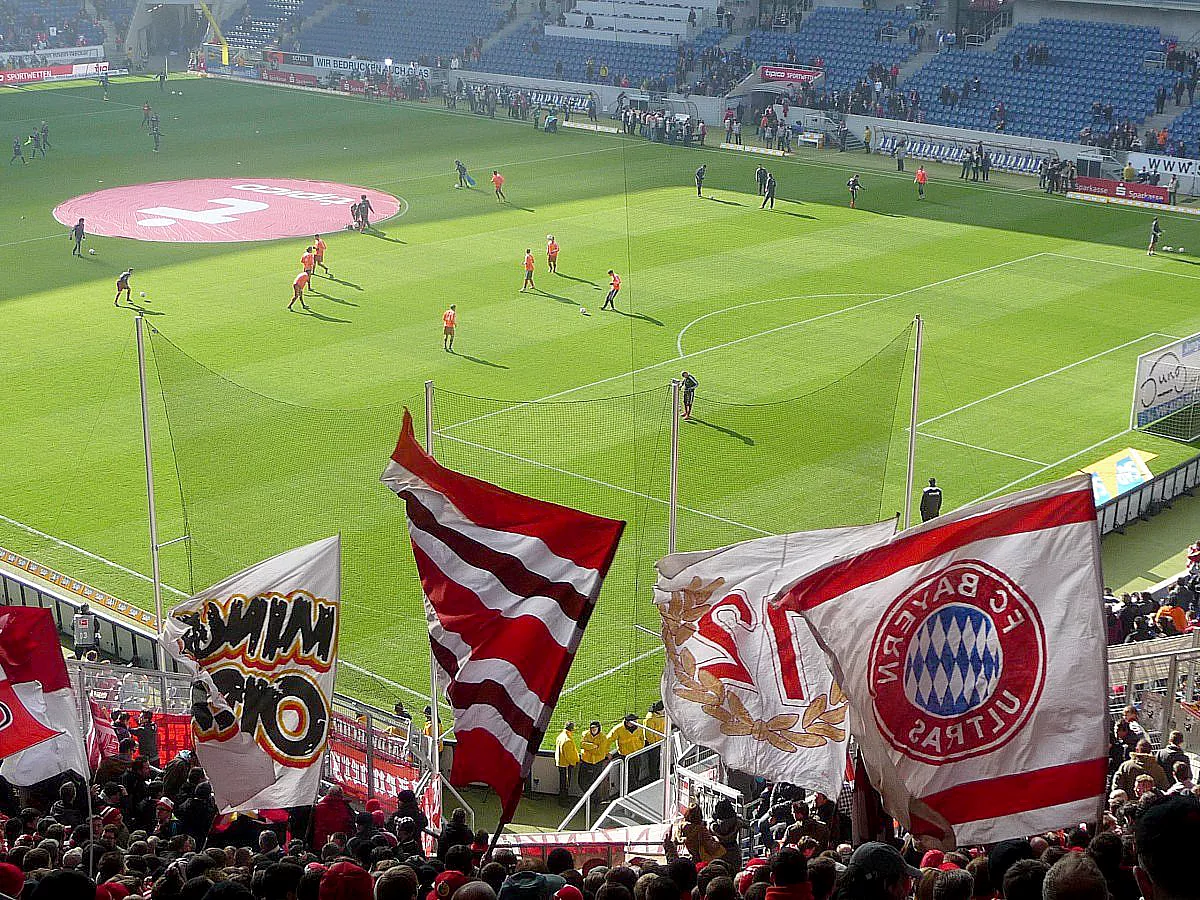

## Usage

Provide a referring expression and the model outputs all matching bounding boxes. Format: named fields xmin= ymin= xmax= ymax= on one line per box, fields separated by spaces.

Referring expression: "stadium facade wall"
xmin=459 ymin=67 xmax=730 ymax=121
xmin=1014 ymin=0 xmax=1200 ymax=35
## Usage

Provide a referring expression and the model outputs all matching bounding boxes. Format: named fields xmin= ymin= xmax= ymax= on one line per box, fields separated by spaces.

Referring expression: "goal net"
xmin=1133 ymin=333 xmax=1200 ymax=442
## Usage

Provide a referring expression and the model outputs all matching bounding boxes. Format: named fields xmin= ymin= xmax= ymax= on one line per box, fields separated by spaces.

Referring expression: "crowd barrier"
xmin=1097 ymin=450 xmax=1200 ymax=536
xmin=877 ymin=134 xmax=1045 ymax=175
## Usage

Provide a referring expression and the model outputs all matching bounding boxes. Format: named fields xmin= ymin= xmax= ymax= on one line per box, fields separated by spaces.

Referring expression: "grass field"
xmin=4 ymin=73 xmax=1200 ymax=743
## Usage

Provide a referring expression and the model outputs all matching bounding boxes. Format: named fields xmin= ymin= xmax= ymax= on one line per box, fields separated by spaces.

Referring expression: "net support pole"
xmin=135 ymin=315 xmax=166 ymax=669
xmin=422 ymin=379 xmax=441 ymax=780
xmin=903 ymin=315 xmax=923 ymax=530
xmin=663 ymin=379 xmax=681 ymax=823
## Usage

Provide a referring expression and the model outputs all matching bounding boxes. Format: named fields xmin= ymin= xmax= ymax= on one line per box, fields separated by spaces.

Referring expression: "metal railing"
xmin=1097 ymin=450 xmax=1200 ymax=536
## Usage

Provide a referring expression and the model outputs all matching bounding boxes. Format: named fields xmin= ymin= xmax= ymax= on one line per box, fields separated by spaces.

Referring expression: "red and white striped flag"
xmin=382 ymin=411 xmax=625 ymax=826
xmin=776 ymin=474 xmax=1108 ymax=846
xmin=86 ymin=698 xmax=119 ymax=771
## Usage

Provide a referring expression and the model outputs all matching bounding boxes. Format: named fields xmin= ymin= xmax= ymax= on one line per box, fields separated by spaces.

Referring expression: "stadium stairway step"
xmin=1145 ymin=97 xmax=1197 ymax=141
xmin=896 ymin=44 xmax=936 ymax=83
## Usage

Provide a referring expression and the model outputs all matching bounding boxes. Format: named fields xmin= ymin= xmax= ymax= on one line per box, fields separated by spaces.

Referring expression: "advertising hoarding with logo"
xmin=1132 ymin=332 xmax=1200 ymax=428
xmin=1074 ymin=176 xmax=1169 ymax=204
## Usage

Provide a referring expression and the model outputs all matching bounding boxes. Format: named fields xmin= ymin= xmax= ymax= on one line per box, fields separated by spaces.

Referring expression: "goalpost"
xmin=1132 ymin=333 xmax=1200 ymax=442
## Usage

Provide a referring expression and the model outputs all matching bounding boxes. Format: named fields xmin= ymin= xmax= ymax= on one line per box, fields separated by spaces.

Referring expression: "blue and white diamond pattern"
xmin=903 ymin=604 xmax=1003 ymax=717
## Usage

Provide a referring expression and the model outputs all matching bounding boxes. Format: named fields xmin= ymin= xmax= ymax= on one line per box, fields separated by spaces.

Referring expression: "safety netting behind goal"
xmin=148 ymin=322 xmax=912 ymax=740
xmin=1137 ymin=366 xmax=1200 ymax=444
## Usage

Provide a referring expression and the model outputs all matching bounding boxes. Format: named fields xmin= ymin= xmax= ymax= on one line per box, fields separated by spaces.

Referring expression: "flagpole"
xmin=663 ymin=379 xmax=681 ymax=823
xmin=422 ymin=380 xmax=441 ymax=785
xmin=136 ymin=315 xmax=166 ymax=669
xmin=902 ymin=315 xmax=922 ymax=530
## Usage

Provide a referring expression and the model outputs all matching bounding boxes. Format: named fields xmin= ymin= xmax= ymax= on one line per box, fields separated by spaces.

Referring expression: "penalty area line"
xmin=967 ymin=428 xmax=1132 ymax=505
xmin=441 ymin=252 xmax=1049 ymax=436
xmin=916 ymin=431 xmax=1047 ymax=466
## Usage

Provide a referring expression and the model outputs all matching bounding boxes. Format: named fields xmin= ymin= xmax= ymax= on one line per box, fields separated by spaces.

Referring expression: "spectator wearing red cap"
xmin=0 ymin=862 xmax=24 ymax=900
xmin=320 ymin=861 xmax=375 ymax=900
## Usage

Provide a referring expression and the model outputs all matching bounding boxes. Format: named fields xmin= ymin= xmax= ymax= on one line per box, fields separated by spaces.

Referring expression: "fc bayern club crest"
xmin=868 ymin=560 xmax=1046 ymax=764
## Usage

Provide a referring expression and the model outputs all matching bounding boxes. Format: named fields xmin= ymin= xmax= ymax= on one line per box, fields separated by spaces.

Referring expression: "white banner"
xmin=310 ymin=55 xmax=430 ymax=79
xmin=780 ymin=475 xmax=1108 ymax=846
xmin=654 ymin=522 xmax=895 ymax=796
xmin=161 ymin=536 xmax=341 ymax=813
xmin=1131 ymin=332 xmax=1200 ymax=429
xmin=1127 ymin=152 xmax=1199 ymax=196
xmin=0 ymin=45 xmax=103 ymax=66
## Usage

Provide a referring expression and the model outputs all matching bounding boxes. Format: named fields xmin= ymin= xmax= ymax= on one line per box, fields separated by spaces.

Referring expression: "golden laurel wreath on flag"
xmin=660 ymin=576 xmax=847 ymax=752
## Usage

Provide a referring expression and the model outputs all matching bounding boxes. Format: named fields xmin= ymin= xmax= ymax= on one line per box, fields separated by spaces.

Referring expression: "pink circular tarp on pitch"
xmin=53 ymin=178 xmax=404 ymax=243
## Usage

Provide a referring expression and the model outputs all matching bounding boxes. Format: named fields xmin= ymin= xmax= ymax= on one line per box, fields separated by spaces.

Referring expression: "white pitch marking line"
xmin=441 ymin=252 xmax=1049 ymax=435
xmin=676 ymin=293 xmax=878 ymax=358
xmin=436 ymin=432 xmax=773 ymax=536
xmin=917 ymin=431 xmax=1047 ymax=465
xmin=1045 ymin=252 xmax=1200 ymax=282
xmin=918 ymin=333 xmax=1176 ymax=428
xmin=561 ymin=645 xmax=664 ymax=697
xmin=968 ymin=428 xmax=1132 ymax=505
xmin=0 ymin=511 xmax=191 ymax=599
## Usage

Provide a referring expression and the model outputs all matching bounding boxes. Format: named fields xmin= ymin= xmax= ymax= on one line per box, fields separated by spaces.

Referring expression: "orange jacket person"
xmin=602 ymin=270 xmax=621 ymax=310
xmin=521 ymin=249 xmax=536 ymax=292
xmin=288 ymin=271 xmax=311 ymax=311
xmin=492 ymin=170 xmax=506 ymax=202
xmin=313 ymin=234 xmax=329 ymax=275
xmin=547 ymin=235 xmax=559 ymax=273
xmin=914 ymin=166 xmax=927 ymax=200
xmin=443 ymin=304 xmax=457 ymax=351
xmin=301 ymin=247 xmax=315 ymax=283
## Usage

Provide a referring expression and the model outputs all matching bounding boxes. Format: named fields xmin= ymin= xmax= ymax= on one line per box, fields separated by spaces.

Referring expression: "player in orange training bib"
xmin=288 ymin=272 xmax=311 ymax=311
xmin=301 ymin=247 xmax=315 ymax=285
xmin=602 ymin=270 xmax=621 ymax=310
xmin=443 ymin=304 xmax=457 ymax=351
xmin=312 ymin=234 xmax=329 ymax=275
xmin=546 ymin=235 xmax=559 ymax=273
xmin=521 ymin=249 xmax=536 ymax=292
xmin=492 ymin=170 xmax=506 ymax=202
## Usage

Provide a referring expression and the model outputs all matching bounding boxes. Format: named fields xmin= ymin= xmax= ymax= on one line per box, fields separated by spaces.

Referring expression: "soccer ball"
xmin=580 ymin=306 xmax=587 ymax=315
xmin=1178 ymin=247 xmax=1186 ymax=253
xmin=1165 ymin=246 xmax=1174 ymax=252
xmin=139 ymin=291 xmax=146 ymax=298
xmin=88 ymin=248 xmax=96 ymax=255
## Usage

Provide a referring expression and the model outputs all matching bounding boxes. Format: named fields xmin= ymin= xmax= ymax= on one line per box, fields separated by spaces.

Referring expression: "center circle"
xmin=903 ymin=603 xmax=1002 ymax=717
xmin=53 ymin=178 xmax=406 ymax=243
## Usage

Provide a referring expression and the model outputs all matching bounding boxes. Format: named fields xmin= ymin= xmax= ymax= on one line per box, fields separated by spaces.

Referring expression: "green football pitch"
xmin=4 ymin=74 xmax=1200 ymax=741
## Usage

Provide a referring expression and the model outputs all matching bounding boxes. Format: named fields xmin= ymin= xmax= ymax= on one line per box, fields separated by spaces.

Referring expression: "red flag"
xmin=86 ymin=699 xmax=119 ymax=771
xmin=381 ymin=411 xmax=625 ymax=827
xmin=0 ymin=609 xmax=69 ymax=762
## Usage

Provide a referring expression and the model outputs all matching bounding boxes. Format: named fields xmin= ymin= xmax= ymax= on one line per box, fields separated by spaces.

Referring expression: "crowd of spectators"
xmin=6 ymin=723 xmax=1200 ymax=900
xmin=682 ymin=44 xmax=752 ymax=98
xmin=0 ymin=0 xmax=105 ymax=55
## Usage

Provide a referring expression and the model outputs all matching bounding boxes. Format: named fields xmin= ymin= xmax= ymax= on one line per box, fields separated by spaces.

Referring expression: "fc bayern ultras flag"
xmin=381 ymin=410 xmax=625 ymax=827
xmin=776 ymin=475 xmax=1108 ymax=846
xmin=160 ymin=536 xmax=341 ymax=814
xmin=654 ymin=522 xmax=895 ymax=796
xmin=0 ymin=607 xmax=88 ymax=785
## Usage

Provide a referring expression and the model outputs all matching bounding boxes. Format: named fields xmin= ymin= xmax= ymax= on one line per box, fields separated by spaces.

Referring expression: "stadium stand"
xmin=1165 ymin=103 xmax=1200 ymax=159
xmin=0 ymin=0 xmax=105 ymax=53
xmin=298 ymin=0 xmax=506 ymax=63
xmin=902 ymin=19 xmax=1180 ymax=143
xmin=223 ymin=0 xmax=323 ymax=50
xmin=479 ymin=24 xmax=681 ymax=88
xmin=742 ymin=7 xmax=920 ymax=92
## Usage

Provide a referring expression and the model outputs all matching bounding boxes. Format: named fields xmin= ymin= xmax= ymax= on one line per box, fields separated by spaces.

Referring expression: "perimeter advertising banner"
xmin=760 ymin=64 xmax=823 ymax=84
xmin=0 ymin=61 xmax=108 ymax=85
xmin=0 ymin=44 xmax=103 ymax=66
xmin=1074 ymin=175 xmax=1169 ymax=204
